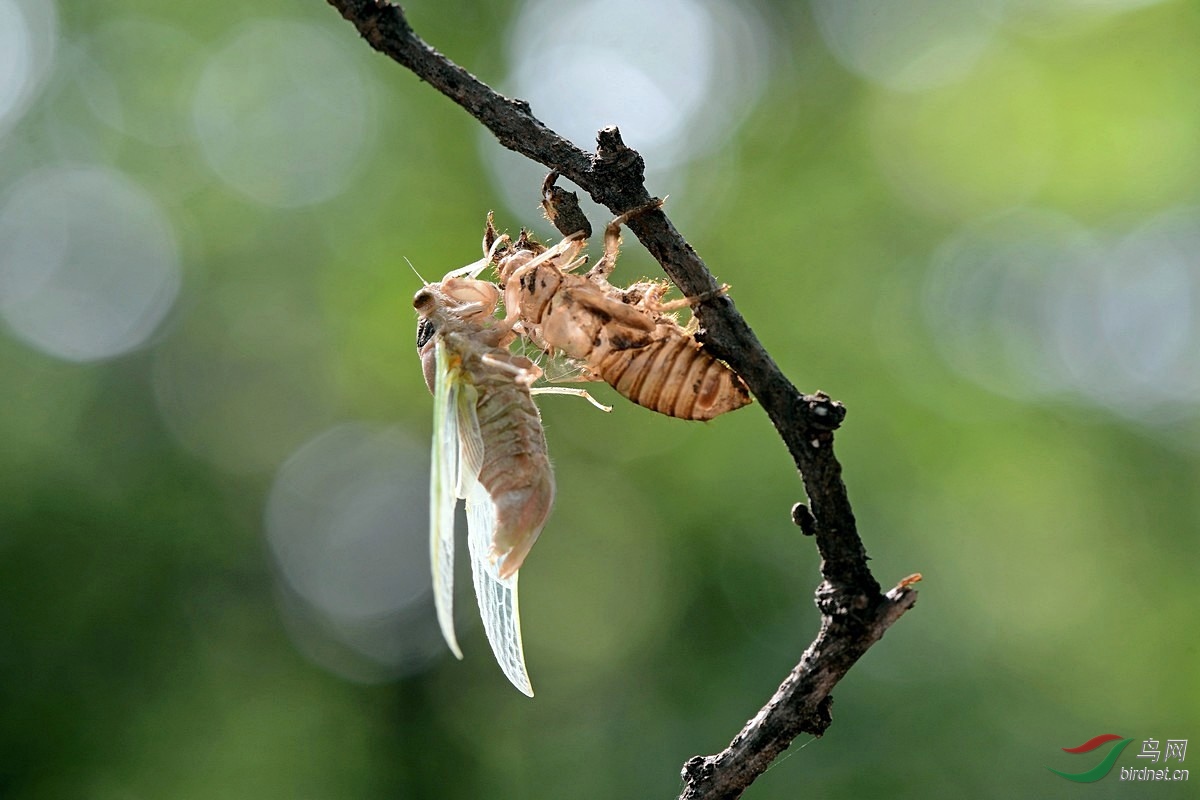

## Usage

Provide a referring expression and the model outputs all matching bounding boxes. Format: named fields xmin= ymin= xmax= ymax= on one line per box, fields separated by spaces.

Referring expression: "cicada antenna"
xmin=405 ymin=257 xmax=429 ymax=286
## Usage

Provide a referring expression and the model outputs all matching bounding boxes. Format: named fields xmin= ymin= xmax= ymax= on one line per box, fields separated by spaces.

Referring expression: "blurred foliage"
xmin=2 ymin=0 xmax=1198 ymax=798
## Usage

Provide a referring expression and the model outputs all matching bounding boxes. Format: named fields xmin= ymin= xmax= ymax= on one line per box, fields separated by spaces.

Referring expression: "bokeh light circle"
xmin=82 ymin=17 xmax=204 ymax=147
xmin=1053 ymin=207 xmax=1200 ymax=421
xmin=811 ymin=0 xmax=1001 ymax=92
xmin=0 ymin=165 xmax=181 ymax=362
xmin=151 ymin=276 xmax=339 ymax=477
xmin=923 ymin=208 xmax=1098 ymax=400
xmin=192 ymin=18 xmax=373 ymax=208
xmin=868 ymin=49 xmax=1056 ymax=220
xmin=0 ymin=0 xmax=57 ymax=135
xmin=266 ymin=422 xmax=443 ymax=683
xmin=486 ymin=0 xmax=771 ymax=221
xmin=925 ymin=206 xmax=1200 ymax=428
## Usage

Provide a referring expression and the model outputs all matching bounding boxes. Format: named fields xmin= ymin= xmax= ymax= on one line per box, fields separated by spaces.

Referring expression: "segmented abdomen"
xmin=596 ymin=329 xmax=751 ymax=421
xmin=472 ymin=367 xmax=554 ymax=577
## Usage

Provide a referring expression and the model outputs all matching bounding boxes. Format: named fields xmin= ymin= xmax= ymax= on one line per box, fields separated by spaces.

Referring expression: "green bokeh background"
xmin=2 ymin=1 xmax=1197 ymax=798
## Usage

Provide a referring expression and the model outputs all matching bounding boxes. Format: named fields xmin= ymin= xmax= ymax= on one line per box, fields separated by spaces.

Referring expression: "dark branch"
xmin=680 ymin=579 xmax=918 ymax=799
xmin=326 ymin=3 xmax=919 ymax=797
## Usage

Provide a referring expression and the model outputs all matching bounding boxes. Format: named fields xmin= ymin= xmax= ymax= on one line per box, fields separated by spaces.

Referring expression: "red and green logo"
xmin=1047 ymin=734 xmax=1135 ymax=782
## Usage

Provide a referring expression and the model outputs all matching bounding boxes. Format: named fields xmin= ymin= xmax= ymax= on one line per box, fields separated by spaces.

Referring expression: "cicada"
xmin=492 ymin=205 xmax=752 ymax=421
xmin=415 ymin=246 xmax=605 ymax=696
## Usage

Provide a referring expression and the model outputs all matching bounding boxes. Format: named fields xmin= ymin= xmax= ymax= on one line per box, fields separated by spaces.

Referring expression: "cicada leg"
xmin=585 ymin=197 xmax=666 ymax=282
xmin=530 ymin=386 xmax=612 ymax=413
xmin=480 ymin=351 xmax=539 ymax=384
xmin=480 ymin=351 xmax=610 ymax=411
xmin=652 ymin=283 xmax=731 ymax=313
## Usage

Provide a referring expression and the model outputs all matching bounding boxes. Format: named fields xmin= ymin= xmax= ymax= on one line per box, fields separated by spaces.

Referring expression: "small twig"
xmin=679 ymin=579 xmax=919 ymax=799
xmin=326 ymin=3 xmax=918 ymax=797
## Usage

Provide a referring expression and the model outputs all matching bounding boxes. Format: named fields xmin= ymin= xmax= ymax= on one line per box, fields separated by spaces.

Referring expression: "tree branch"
xmin=326 ymin=2 xmax=919 ymax=797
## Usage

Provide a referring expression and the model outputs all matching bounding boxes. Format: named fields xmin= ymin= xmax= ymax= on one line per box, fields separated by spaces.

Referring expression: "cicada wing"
xmin=430 ymin=341 xmax=463 ymax=659
xmin=465 ymin=478 xmax=534 ymax=697
xmin=454 ymin=382 xmax=485 ymax=498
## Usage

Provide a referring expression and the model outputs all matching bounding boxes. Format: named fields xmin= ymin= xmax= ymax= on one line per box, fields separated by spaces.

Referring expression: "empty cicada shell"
xmin=492 ymin=205 xmax=752 ymax=421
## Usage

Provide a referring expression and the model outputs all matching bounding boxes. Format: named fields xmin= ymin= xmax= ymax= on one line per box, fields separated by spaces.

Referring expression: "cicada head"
xmin=415 ymin=277 xmax=510 ymax=393
xmin=414 ymin=285 xmax=458 ymax=395
xmin=413 ymin=284 xmax=439 ymax=318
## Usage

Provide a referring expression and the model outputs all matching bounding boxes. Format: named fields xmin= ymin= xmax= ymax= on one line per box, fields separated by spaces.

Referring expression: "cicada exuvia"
xmin=490 ymin=204 xmax=752 ymax=421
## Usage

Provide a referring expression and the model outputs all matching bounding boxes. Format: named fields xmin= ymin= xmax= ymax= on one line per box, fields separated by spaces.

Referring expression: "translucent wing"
xmin=435 ymin=339 xmax=532 ymax=695
xmin=465 ymin=477 xmax=533 ymax=697
xmin=430 ymin=340 xmax=463 ymax=659
xmin=454 ymin=381 xmax=485 ymax=497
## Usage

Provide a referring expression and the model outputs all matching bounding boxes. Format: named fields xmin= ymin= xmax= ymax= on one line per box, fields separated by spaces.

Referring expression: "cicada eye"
xmin=416 ymin=317 xmax=436 ymax=350
xmin=413 ymin=288 xmax=435 ymax=312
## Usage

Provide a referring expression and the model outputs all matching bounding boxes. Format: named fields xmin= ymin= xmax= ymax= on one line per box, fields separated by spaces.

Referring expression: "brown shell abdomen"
xmin=597 ymin=333 xmax=751 ymax=421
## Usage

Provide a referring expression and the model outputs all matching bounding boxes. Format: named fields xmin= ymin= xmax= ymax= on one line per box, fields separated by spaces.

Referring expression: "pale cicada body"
xmin=493 ymin=209 xmax=752 ymax=421
xmin=414 ymin=260 xmax=553 ymax=697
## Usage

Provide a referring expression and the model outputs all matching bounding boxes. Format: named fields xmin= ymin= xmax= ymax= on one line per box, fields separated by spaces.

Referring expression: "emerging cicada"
xmin=493 ymin=205 xmax=752 ymax=421
xmin=415 ymin=244 xmax=605 ymax=696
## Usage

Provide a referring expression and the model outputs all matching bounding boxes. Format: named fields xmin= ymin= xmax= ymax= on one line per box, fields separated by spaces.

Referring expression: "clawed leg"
xmin=480 ymin=349 xmax=609 ymax=414
xmin=618 ymin=282 xmax=730 ymax=333
xmin=530 ymin=386 xmax=612 ymax=412
xmin=543 ymin=358 xmax=603 ymax=385
xmin=653 ymin=283 xmax=731 ymax=313
xmin=480 ymin=350 xmax=534 ymax=380
xmin=585 ymin=197 xmax=666 ymax=282
xmin=661 ymin=283 xmax=729 ymax=335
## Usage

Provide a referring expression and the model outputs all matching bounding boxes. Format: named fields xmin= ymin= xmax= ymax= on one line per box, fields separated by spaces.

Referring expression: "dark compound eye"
xmin=416 ymin=317 xmax=436 ymax=350
xmin=413 ymin=288 xmax=434 ymax=311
